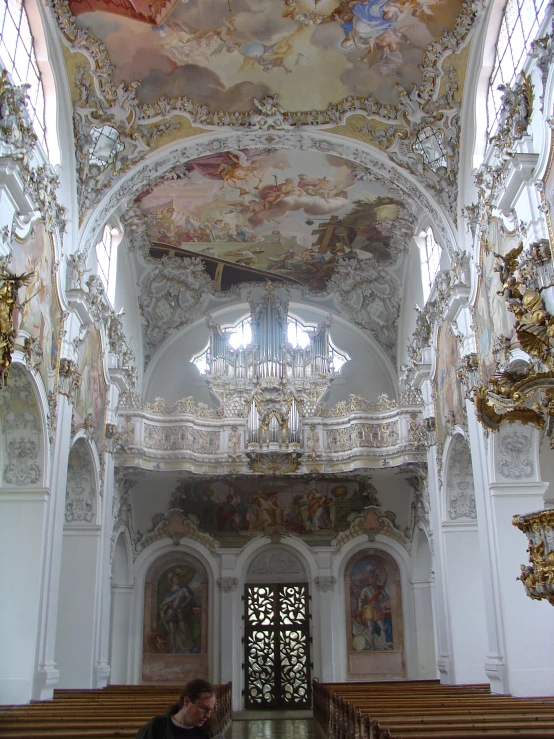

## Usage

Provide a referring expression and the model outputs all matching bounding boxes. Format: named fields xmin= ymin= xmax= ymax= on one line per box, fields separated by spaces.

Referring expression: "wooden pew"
xmin=0 ymin=683 xmax=232 ymax=739
xmin=313 ymin=680 xmax=554 ymax=739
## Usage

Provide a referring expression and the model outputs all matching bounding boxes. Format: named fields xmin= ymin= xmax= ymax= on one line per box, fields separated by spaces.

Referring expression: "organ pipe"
xmin=204 ymin=287 xmax=339 ymax=448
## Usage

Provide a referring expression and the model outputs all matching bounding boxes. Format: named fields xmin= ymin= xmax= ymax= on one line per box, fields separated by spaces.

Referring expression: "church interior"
xmin=2 ymin=0 xmax=554 ymax=719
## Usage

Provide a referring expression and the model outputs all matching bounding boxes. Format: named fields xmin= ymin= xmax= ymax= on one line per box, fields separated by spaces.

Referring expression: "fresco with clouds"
xmin=136 ymin=149 xmax=404 ymax=291
xmin=71 ymin=0 xmax=463 ymax=112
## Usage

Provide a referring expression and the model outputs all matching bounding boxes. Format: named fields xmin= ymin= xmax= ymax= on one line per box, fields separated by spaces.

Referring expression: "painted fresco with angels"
xmin=137 ymin=149 xmax=404 ymax=291
xmin=69 ymin=0 xmax=464 ymax=113
xmin=143 ymin=475 xmax=381 ymax=545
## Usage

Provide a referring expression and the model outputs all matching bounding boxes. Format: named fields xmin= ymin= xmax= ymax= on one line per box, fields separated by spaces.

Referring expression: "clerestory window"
xmin=418 ymin=227 xmax=442 ymax=303
xmin=487 ymin=0 xmax=549 ymax=136
xmin=95 ymin=224 xmax=121 ymax=305
xmin=192 ymin=314 xmax=349 ymax=374
xmin=0 ymin=0 xmax=47 ymax=151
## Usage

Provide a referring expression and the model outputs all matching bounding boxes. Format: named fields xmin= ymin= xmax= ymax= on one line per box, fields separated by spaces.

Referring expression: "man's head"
xmin=172 ymin=679 xmax=216 ymax=728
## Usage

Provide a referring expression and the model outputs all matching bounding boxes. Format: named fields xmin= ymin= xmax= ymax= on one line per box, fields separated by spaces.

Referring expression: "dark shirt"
xmin=135 ymin=715 xmax=211 ymax=739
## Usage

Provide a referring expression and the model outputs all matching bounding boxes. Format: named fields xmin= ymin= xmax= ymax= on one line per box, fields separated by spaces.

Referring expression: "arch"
xmin=79 ymin=130 xmax=459 ymax=260
xmin=143 ymin=298 xmax=398 ymax=404
xmin=64 ymin=437 xmax=98 ymax=526
xmin=343 ymin=546 xmax=404 ymax=679
xmin=246 ymin=544 xmax=308 ymax=583
xmin=332 ymin=534 xmax=415 ymax=680
xmin=109 ymin=531 xmax=133 ymax=684
xmin=141 ymin=549 xmax=209 ymax=683
xmin=130 ymin=539 xmax=220 ymax=684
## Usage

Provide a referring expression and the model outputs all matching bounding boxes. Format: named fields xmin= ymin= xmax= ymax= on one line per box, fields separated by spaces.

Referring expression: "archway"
xmin=109 ymin=532 xmax=132 ymax=684
xmin=55 ymin=437 xmax=101 ymax=688
xmin=244 ymin=545 xmax=311 ymax=710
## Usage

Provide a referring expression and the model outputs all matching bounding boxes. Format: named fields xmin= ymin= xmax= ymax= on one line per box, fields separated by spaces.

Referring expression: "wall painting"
xmin=345 ymin=549 xmax=404 ymax=679
xmin=474 ymin=218 xmax=516 ymax=383
xmin=69 ymin=0 xmax=465 ymax=114
xmin=435 ymin=321 xmax=465 ymax=444
xmin=161 ymin=475 xmax=380 ymax=546
xmin=142 ymin=554 xmax=208 ymax=683
xmin=137 ymin=150 xmax=405 ymax=292
xmin=10 ymin=221 xmax=63 ymax=392
xmin=73 ymin=325 xmax=108 ymax=448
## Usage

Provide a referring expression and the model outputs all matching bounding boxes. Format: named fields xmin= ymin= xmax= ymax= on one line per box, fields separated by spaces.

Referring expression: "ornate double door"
xmin=244 ymin=583 xmax=312 ymax=709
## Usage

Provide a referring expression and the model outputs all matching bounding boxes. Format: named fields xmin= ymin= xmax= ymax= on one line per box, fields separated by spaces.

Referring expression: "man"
xmin=136 ymin=679 xmax=219 ymax=739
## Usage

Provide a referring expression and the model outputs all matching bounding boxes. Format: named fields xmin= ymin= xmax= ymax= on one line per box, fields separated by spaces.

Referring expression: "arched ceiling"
xmin=46 ymin=0 xmax=483 ymax=374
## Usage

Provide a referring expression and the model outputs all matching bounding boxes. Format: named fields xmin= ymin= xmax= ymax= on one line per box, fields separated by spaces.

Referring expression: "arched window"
xmin=192 ymin=313 xmax=350 ymax=374
xmin=487 ymin=0 xmax=549 ymax=135
xmin=95 ymin=225 xmax=121 ymax=305
xmin=0 ymin=0 xmax=47 ymax=150
xmin=418 ymin=227 xmax=442 ymax=303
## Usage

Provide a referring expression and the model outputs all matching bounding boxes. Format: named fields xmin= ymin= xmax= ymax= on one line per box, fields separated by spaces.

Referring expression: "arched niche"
xmin=112 ymin=532 xmax=131 ymax=586
xmin=65 ymin=437 xmax=98 ymax=525
xmin=246 ymin=545 xmax=308 ymax=584
xmin=0 ymin=363 xmax=44 ymax=487
xmin=411 ymin=528 xmax=438 ymax=679
xmin=142 ymin=551 xmax=209 ymax=683
xmin=444 ymin=434 xmax=477 ymax=521
xmin=344 ymin=548 xmax=404 ymax=680
xmin=109 ymin=532 xmax=132 ymax=684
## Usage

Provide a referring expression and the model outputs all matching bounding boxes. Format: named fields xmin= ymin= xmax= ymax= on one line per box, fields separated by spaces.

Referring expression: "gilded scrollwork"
xmin=513 ymin=509 xmax=554 ymax=606
xmin=472 ymin=239 xmax=554 ymax=440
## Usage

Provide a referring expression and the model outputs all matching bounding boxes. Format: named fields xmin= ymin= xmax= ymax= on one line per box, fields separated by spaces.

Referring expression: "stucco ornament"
xmin=4 ymin=439 xmax=41 ymax=485
xmin=248 ymin=549 xmax=304 ymax=576
xmin=217 ymin=577 xmax=239 ymax=593
xmin=0 ymin=365 xmax=42 ymax=485
xmin=328 ymin=257 xmax=400 ymax=353
xmin=497 ymin=431 xmax=534 ymax=480
xmin=65 ymin=441 xmax=96 ymax=524
xmin=314 ymin=576 xmax=336 ymax=592
xmin=139 ymin=256 xmax=212 ymax=356
xmin=446 ymin=436 xmax=477 ymax=520
xmin=0 ymin=72 xmax=67 ymax=234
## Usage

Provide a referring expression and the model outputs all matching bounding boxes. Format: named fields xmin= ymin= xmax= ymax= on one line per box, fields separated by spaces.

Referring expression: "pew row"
xmin=313 ymin=680 xmax=554 ymax=739
xmin=0 ymin=682 xmax=232 ymax=739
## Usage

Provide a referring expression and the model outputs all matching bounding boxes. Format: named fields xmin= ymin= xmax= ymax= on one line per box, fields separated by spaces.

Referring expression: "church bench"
xmin=0 ymin=683 xmax=232 ymax=739
xmin=313 ymin=680 xmax=554 ymax=739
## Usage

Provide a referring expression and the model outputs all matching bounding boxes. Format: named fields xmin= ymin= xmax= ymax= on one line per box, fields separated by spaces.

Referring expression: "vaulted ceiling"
xmin=49 ymin=0 xmax=482 ymax=369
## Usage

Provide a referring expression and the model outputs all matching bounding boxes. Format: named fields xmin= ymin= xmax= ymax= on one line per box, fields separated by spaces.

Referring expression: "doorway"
xmin=244 ymin=583 xmax=311 ymax=709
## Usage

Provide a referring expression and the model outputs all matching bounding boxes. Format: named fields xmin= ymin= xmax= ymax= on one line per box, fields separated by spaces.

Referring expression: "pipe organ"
xmin=203 ymin=283 xmax=338 ymax=450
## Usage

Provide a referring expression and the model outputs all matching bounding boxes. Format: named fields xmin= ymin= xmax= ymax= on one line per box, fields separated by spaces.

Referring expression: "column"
xmin=488 ymin=422 xmax=554 ymax=696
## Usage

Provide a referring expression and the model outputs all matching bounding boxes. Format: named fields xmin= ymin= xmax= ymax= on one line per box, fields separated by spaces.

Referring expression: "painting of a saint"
xmin=73 ymin=326 xmax=108 ymax=447
xmin=148 ymin=566 xmax=202 ymax=654
xmin=350 ymin=560 xmax=393 ymax=651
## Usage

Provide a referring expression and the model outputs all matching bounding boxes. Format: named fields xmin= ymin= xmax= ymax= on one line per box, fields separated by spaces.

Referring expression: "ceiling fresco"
xmin=69 ymin=0 xmax=464 ymax=113
xmin=136 ymin=149 xmax=405 ymax=292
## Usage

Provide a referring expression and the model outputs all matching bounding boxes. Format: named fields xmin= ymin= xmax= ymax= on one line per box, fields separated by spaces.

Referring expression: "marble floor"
xmin=226 ymin=717 xmax=326 ymax=739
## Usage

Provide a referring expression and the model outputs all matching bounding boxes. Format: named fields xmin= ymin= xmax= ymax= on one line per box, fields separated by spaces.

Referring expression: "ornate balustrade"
xmin=115 ymin=391 xmax=426 ymax=475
